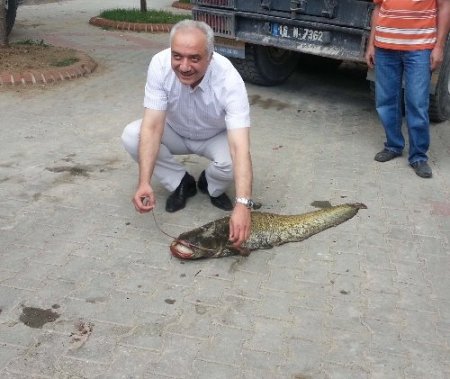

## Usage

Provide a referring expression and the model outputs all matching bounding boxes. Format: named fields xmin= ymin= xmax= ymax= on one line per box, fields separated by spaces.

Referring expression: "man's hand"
xmin=365 ymin=44 xmax=376 ymax=69
xmin=133 ymin=183 xmax=156 ymax=213
xmin=228 ymin=204 xmax=251 ymax=248
xmin=431 ymin=45 xmax=445 ymax=71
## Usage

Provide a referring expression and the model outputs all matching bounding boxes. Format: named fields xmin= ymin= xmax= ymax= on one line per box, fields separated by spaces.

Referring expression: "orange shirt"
xmin=374 ymin=0 xmax=438 ymax=50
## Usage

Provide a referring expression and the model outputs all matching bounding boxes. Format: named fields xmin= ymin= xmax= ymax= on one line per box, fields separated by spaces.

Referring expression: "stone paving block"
xmin=2 ymin=245 xmax=41 ymax=273
xmin=64 ymin=321 xmax=132 ymax=364
xmin=394 ymin=283 xmax=436 ymax=313
xmin=0 ymin=286 xmax=31 ymax=320
xmin=364 ymin=349 xmax=409 ymax=379
xmin=219 ymin=295 xmax=260 ymax=330
xmin=0 ymin=317 xmax=37 ymax=352
xmin=192 ymin=359 xmax=241 ymax=379
xmin=326 ymin=331 xmax=371 ymax=367
xmin=288 ymin=307 xmax=329 ymax=342
xmin=165 ymin=305 xmax=216 ymax=340
xmin=102 ymin=345 xmax=159 ymax=379
xmin=94 ymin=290 xmax=167 ymax=325
xmin=329 ymin=252 xmax=363 ymax=277
xmin=258 ymin=291 xmax=296 ymax=322
xmin=225 ymin=269 xmax=265 ymax=300
xmin=420 ymin=235 xmax=449 ymax=257
xmin=4 ymin=331 xmax=68 ymax=377
xmin=322 ymin=362 xmax=371 ymax=379
xmin=183 ymin=276 xmax=231 ymax=306
xmin=151 ymin=332 xmax=206 ymax=377
xmin=55 ymin=355 xmax=111 ymax=378
xmin=261 ymin=266 xmax=305 ymax=294
xmin=268 ymin=244 xmax=309 ymax=270
xmin=401 ymin=309 xmax=444 ymax=345
xmin=0 ymin=343 xmax=24 ymax=378
xmin=197 ymin=325 xmax=252 ymax=366
xmin=62 ymin=297 xmax=108 ymax=323
xmin=240 ymin=349 xmax=287 ymax=379
xmin=244 ymin=317 xmax=289 ymax=355
xmin=363 ymin=267 xmax=398 ymax=294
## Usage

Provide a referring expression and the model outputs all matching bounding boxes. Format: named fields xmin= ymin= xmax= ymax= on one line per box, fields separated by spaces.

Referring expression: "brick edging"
xmin=88 ymin=16 xmax=174 ymax=33
xmin=0 ymin=51 xmax=98 ymax=86
xmin=172 ymin=1 xmax=193 ymax=10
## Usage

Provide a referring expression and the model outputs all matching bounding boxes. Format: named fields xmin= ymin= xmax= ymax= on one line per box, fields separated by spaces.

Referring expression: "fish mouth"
xmin=170 ymin=240 xmax=194 ymax=259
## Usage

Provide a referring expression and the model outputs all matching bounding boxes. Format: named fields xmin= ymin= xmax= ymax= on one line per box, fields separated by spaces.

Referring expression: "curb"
xmin=172 ymin=1 xmax=193 ymax=10
xmin=88 ymin=16 xmax=174 ymax=33
xmin=0 ymin=50 xmax=98 ymax=86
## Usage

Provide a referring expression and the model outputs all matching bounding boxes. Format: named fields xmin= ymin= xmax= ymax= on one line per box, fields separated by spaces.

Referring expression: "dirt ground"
xmin=1 ymin=0 xmax=82 ymax=73
xmin=0 ymin=44 xmax=79 ymax=72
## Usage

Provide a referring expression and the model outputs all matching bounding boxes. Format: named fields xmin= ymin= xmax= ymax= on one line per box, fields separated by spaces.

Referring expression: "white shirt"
xmin=143 ymin=48 xmax=250 ymax=140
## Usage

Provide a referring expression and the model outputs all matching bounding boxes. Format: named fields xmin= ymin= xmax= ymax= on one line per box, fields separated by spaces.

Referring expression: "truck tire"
xmin=6 ymin=0 xmax=18 ymax=36
xmin=429 ymin=38 xmax=450 ymax=123
xmin=230 ymin=44 xmax=300 ymax=86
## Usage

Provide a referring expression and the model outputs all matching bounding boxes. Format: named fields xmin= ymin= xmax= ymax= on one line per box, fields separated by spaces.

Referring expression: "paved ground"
xmin=1 ymin=1 xmax=450 ymax=378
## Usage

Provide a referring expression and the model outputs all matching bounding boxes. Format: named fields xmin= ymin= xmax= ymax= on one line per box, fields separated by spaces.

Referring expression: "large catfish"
xmin=170 ymin=203 xmax=367 ymax=259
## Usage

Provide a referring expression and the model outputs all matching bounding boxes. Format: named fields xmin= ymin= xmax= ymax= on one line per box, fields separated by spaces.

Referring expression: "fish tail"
xmin=350 ymin=202 xmax=367 ymax=210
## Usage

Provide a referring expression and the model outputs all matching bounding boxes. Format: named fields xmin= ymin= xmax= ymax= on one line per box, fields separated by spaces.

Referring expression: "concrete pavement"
xmin=1 ymin=0 xmax=450 ymax=378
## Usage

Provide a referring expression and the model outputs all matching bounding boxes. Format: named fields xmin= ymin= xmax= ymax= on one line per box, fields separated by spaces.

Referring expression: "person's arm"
xmin=365 ymin=3 xmax=380 ymax=69
xmin=432 ymin=0 xmax=450 ymax=71
xmin=227 ymin=127 xmax=253 ymax=248
xmin=132 ymin=108 xmax=166 ymax=213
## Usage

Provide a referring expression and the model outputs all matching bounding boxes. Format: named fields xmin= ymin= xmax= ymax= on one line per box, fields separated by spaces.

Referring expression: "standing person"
xmin=366 ymin=0 xmax=450 ymax=178
xmin=121 ymin=20 xmax=254 ymax=248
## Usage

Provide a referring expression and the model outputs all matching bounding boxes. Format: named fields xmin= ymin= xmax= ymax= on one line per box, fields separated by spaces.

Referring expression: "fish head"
xmin=170 ymin=217 xmax=238 ymax=259
xmin=170 ymin=239 xmax=220 ymax=259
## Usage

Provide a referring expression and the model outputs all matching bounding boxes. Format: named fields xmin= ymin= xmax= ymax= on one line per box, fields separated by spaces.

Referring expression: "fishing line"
xmin=151 ymin=210 xmax=218 ymax=254
xmin=151 ymin=210 xmax=177 ymax=239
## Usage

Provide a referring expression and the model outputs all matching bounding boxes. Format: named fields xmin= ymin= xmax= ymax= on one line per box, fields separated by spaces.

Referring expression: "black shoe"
xmin=198 ymin=170 xmax=233 ymax=211
xmin=411 ymin=161 xmax=432 ymax=178
xmin=165 ymin=172 xmax=197 ymax=212
xmin=197 ymin=170 xmax=208 ymax=194
xmin=374 ymin=149 xmax=402 ymax=162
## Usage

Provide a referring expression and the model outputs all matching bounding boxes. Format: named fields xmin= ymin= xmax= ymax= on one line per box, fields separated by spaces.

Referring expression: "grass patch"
xmin=14 ymin=39 xmax=49 ymax=47
xmin=99 ymin=9 xmax=191 ymax=24
xmin=52 ymin=57 xmax=79 ymax=67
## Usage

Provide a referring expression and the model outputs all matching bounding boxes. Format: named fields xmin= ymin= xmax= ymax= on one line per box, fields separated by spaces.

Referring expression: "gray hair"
xmin=170 ymin=19 xmax=215 ymax=56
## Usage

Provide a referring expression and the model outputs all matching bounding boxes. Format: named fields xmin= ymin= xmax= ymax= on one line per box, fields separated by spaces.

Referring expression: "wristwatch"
xmin=235 ymin=197 xmax=255 ymax=209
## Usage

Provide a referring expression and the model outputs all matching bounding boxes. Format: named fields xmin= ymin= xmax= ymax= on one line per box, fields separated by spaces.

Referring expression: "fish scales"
xmin=170 ymin=203 xmax=367 ymax=259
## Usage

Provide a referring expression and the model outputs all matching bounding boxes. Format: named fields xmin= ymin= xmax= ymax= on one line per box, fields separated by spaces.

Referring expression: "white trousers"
xmin=121 ymin=119 xmax=233 ymax=196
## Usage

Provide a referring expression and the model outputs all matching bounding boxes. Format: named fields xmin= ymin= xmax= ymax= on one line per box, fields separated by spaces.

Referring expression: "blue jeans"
xmin=374 ymin=48 xmax=431 ymax=164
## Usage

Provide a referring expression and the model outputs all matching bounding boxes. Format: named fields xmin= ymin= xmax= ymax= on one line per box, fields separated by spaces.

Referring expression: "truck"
xmin=191 ymin=0 xmax=450 ymax=122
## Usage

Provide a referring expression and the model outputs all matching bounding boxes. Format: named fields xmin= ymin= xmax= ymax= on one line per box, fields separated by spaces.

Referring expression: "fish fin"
xmin=237 ymin=247 xmax=251 ymax=257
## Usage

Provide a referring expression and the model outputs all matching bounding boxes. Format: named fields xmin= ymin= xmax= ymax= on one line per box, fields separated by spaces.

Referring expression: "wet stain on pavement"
xmin=46 ymin=165 xmax=90 ymax=177
xmin=19 ymin=306 xmax=60 ymax=328
xmin=195 ymin=304 xmax=207 ymax=315
xmin=311 ymin=200 xmax=332 ymax=208
xmin=249 ymin=94 xmax=290 ymax=110
xmin=85 ymin=297 xmax=108 ymax=304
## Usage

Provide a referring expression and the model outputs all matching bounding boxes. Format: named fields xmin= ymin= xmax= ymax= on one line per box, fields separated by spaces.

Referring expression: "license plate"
xmin=270 ymin=23 xmax=331 ymax=44
xmin=214 ymin=37 xmax=246 ymax=59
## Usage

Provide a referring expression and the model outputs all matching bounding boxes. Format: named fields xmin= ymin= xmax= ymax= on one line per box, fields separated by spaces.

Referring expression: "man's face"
xmin=171 ymin=28 xmax=212 ymax=88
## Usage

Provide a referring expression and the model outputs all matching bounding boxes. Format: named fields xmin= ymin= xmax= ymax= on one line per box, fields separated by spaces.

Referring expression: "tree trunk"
xmin=140 ymin=0 xmax=147 ymax=12
xmin=0 ymin=0 xmax=9 ymax=47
